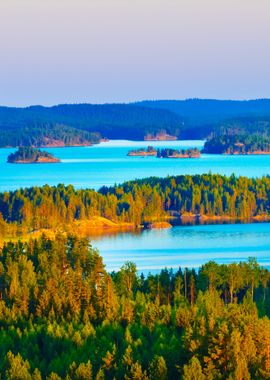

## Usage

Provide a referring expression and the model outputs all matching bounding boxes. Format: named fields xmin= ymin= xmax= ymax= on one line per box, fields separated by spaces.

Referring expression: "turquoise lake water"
xmin=1 ymin=139 xmax=270 ymax=192
xmin=1 ymin=140 xmax=270 ymax=271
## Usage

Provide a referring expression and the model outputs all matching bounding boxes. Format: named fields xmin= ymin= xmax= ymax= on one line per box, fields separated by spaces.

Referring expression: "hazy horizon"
xmin=2 ymin=97 xmax=270 ymax=109
xmin=1 ymin=0 xmax=269 ymax=106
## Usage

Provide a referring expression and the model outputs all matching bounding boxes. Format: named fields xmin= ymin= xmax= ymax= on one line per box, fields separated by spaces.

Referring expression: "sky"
xmin=0 ymin=0 xmax=269 ymax=106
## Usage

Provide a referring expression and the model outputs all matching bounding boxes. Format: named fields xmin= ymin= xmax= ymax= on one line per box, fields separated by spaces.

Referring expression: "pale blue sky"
xmin=0 ymin=0 xmax=269 ymax=106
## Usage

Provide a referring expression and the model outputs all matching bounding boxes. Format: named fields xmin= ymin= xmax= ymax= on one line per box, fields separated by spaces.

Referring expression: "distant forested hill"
xmin=136 ymin=99 xmax=270 ymax=124
xmin=1 ymin=100 xmax=270 ymax=146
xmin=136 ymin=99 xmax=270 ymax=138
xmin=0 ymin=122 xmax=101 ymax=147
xmin=0 ymin=104 xmax=183 ymax=147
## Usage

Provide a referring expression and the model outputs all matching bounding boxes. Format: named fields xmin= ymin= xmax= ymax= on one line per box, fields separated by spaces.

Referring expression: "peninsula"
xmin=203 ymin=133 xmax=270 ymax=155
xmin=7 ymin=147 xmax=60 ymax=164
xmin=1 ymin=173 xmax=270 ymax=240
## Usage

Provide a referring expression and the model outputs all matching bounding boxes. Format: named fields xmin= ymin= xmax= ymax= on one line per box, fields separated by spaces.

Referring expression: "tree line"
xmin=0 ymin=234 xmax=269 ymax=379
xmin=1 ymin=174 xmax=270 ymax=238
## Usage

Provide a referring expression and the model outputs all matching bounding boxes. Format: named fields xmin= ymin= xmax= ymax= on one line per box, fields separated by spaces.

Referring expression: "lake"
xmin=1 ymin=139 xmax=270 ymax=192
xmin=1 ymin=140 xmax=270 ymax=272
xmin=91 ymin=222 xmax=270 ymax=273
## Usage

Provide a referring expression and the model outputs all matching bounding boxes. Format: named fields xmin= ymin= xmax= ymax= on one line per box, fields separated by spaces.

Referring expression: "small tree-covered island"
xmin=127 ymin=147 xmax=201 ymax=158
xmin=127 ymin=146 xmax=157 ymax=156
xmin=157 ymin=147 xmax=201 ymax=158
xmin=7 ymin=147 xmax=60 ymax=164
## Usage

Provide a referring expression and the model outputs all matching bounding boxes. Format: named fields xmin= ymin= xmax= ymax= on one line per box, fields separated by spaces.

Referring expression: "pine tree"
xmin=149 ymin=355 xmax=168 ymax=380
xmin=182 ymin=357 xmax=206 ymax=380
xmin=5 ymin=352 xmax=32 ymax=380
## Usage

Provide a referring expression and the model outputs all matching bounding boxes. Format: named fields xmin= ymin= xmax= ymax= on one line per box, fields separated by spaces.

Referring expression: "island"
xmin=7 ymin=146 xmax=60 ymax=164
xmin=157 ymin=147 xmax=201 ymax=158
xmin=127 ymin=146 xmax=157 ymax=156
xmin=127 ymin=146 xmax=201 ymax=158
xmin=203 ymin=133 xmax=270 ymax=154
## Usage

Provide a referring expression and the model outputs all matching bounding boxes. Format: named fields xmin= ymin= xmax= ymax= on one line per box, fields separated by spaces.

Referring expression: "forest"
xmin=0 ymin=234 xmax=269 ymax=379
xmin=1 ymin=173 xmax=270 ymax=239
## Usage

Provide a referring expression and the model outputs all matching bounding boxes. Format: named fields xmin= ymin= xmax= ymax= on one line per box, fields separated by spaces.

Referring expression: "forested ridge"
xmin=0 ymin=104 xmax=183 ymax=147
xmin=1 ymin=174 xmax=270 ymax=238
xmin=0 ymin=122 xmax=101 ymax=148
xmin=136 ymin=99 xmax=270 ymax=125
xmin=0 ymin=234 xmax=269 ymax=379
xmin=1 ymin=100 xmax=270 ymax=147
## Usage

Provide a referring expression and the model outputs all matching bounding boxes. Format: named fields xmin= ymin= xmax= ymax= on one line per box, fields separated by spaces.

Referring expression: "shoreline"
xmin=2 ymin=214 xmax=270 ymax=243
xmin=8 ymin=160 xmax=61 ymax=164
xmin=0 ymin=138 xmax=204 ymax=150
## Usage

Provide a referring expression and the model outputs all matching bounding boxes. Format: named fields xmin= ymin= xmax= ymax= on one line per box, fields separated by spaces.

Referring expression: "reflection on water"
xmin=91 ymin=223 xmax=270 ymax=273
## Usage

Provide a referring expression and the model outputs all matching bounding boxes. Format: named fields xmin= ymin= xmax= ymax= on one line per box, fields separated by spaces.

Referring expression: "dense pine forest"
xmin=0 ymin=234 xmax=269 ymax=379
xmin=1 ymin=174 xmax=270 ymax=238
